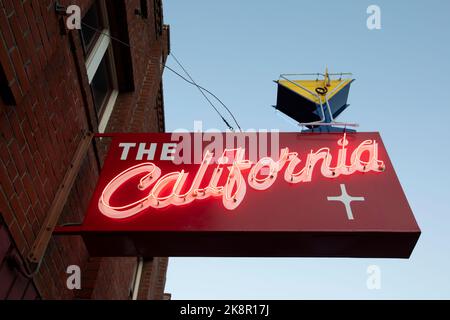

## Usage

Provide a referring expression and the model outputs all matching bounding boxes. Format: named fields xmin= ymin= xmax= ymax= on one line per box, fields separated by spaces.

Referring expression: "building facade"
xmin=0 ymin=0 xmax=170 ymax=299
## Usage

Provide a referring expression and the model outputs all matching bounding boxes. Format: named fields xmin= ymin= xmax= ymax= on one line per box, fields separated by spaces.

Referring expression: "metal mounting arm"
xmin=27 ymin=132 xmax=93 ymax=272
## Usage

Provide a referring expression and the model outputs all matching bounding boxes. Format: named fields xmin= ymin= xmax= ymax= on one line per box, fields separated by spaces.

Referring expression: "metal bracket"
xmin=26 ymin=132 xmax=93 ymax=272
xmin=55 ymin=2 xmax=68 ymax=36
xmin=55 ymin=2 xmax=68 ymax=15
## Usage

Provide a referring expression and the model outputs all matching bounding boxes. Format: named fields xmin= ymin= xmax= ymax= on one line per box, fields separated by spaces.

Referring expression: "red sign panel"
xmin=56 ymin=132 xmax=420 ymax=258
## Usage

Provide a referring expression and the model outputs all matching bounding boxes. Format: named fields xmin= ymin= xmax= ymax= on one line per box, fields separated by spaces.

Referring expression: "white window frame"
xmin=85 ymin=29 xmax=111 ymax=83
xmin=83 ymin=0 xmax=118 ymax=133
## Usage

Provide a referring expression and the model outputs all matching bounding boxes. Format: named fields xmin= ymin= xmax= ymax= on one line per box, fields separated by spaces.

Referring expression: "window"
xmin=91 ymin=53 xmax=113 ymax=116
xmin=80 ymin=1 xmax=105 ymax=56
xmin=81 ymin=0 xmax=118 ymax=133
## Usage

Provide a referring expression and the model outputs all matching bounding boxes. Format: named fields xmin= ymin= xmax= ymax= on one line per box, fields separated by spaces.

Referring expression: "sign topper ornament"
xmin=55 ymin=132 xmax=420 ymax=258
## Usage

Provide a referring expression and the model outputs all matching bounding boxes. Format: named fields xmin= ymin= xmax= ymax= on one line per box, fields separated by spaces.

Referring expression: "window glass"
xmin=81 ymin=1 xmax=103 ymax=54
xmin=91 ymin=53 xmax=112 ymax=116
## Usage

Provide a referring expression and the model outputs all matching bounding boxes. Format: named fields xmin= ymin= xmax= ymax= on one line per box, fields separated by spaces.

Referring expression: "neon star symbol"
xmin=327 ymin=184 xmax=365 ymax=220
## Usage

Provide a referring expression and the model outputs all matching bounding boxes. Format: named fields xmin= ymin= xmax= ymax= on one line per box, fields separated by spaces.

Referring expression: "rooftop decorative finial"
xmin=324 ymin=67 xmax=331 ymax=87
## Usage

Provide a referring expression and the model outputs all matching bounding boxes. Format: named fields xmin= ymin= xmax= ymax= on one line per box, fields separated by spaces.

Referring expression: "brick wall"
xmin=137 ymin=258 xmax=169 ymax=300
xmin=0 ymin=0 xmax=169 ymax=299
xmin=0 ymin=216 xmax=39 ymax=299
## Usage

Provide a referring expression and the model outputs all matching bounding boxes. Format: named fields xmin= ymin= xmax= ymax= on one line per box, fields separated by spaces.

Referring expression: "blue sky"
xmin=162 ymin=0 xmax=450 ymax=299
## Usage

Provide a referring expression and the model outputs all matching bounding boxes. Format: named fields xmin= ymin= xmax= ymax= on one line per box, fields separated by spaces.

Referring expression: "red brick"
xmin=31 ymin=217 xmax=39 ymax=237
xmin=31 ymin=126 xmax=44 ymax=150
xmin=31 ymin=1 xmax=51 ymax=60
xmin=12 ymin=174 xmax=24 ymax=195
xmin=9 ymin=14 xmax=32 ymax=64
xmin=24 ymin=60 xmax=33 ymax=81
xmin=34 ymin=152 xmax=47 ymax=185
xmin=21 ymin=173 xmax=38 ymax=207
xmin=8 ymin=79 xmax=23 ymax=103
xmin=0 ymin=33 xmax=15 ymax=84
xmin=35 ymin=44 xmax=46 ymax=71
xmin=0 ymin=142 xmax=10 ymax=168
xmin=20 ymin=145 xmax=37 ymax=178
xmin=8 ymin=219 xmax=28 ymax=254
xmin=14 ymin=98 xmax=28 ymax=125
xmin=9 ymin=194 xmax=27 ymax=228
xmin=22 ymin=1 xmax=41 ymax=45
xmin=5 ymin=158 xmax=18 ymax=182
xmin=36 ymin=261 xmax=54 ymax=297
xmin=0 ymin=161 xmax=14 ymax=197
xmin=9 ymin=47 xmax=29 ymax=94
xmin=7 ymin=109 xmax=26 ymax=146
xmin=2 ymin=0 xmax=15 ymax=16
xmin=8 ymin=139 xmax=26 ymax=174
xmin=21 ymin=223 xmax=35 ymax=249
xmin=11 ymin=0 xmax=30 ymax=35
xmin=24 ymin=99 xmax=39 ymax=128
xmin=32 ymin=200 xmax=45 ymax=224
xmin=0 ymin=186 xmax=14 ymax=225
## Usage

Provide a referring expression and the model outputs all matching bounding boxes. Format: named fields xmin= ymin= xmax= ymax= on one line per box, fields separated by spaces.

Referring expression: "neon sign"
xmin=54 ymin=132 xmax=420 ymax=258
xmin=98 ymin=134 xmax=386 ymax=219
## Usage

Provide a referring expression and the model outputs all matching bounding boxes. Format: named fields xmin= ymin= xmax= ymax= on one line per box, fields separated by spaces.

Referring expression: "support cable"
xmin=81 ymin=21 xmax=241 ymax=132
